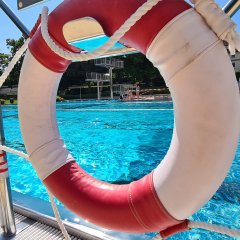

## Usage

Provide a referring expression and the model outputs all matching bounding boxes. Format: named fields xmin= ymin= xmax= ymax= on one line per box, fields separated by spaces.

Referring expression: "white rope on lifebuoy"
xmin=0 ymin=145 xmax=29 ymax=160
xmin=40 ymin=0 xmax=163 ymax=62
xmin=41 ymin=0 xmax=240 ymax=59
xmin=190 ymin=0 xmax=240 ymax=55
xmin=47 ymin=190 xmax=71 ymax=240
xmin=152 ymin=234 xmax=163 ymax=240
xmin=188 ymin=221 xmax=240 ymax=238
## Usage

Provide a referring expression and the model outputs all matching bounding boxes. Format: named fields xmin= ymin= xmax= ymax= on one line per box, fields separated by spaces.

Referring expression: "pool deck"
xmin=0 ymin=212 xmax=84 ymax=240
xmin=0 ymin=204 xmax=117 ymax=240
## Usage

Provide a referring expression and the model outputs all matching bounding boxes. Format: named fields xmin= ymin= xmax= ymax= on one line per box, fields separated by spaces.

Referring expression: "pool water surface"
xmin=2 ymin=100 xmax=240 ymax=239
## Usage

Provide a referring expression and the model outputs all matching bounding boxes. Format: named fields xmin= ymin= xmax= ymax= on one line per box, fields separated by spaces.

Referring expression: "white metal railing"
xmin=94 ymin=58 xmax=124 ymax=69
xmin=86 ymin=72 xmax=111 ymax=81
xmin=112 ymin=84 xmax=133 ymax=95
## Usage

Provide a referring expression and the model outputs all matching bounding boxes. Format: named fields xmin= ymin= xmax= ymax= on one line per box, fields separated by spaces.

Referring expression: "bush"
xmin=0 ymin=94 xmax=16 ymax=99
xmin=56 ymin=96 xmax=65 ymax=102
xmin=236 ymin=71 xmax=240 ymax=80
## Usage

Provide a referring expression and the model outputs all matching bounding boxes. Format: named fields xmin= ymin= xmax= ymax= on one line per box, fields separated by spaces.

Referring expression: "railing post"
xmin=0 ymin=0 xmax=29 ymax=38
xmin=97 ymin=81 xmax=100 ymax=100
xmin=223 ymin=0 xmax=240 ymax=17
xmin=0 ymin=104 xmax=16 ymax=237
xmin=109 ymin=67 xmax=113 ymax=99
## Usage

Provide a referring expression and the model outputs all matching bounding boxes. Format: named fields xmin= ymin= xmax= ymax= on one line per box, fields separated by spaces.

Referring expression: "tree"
xmin=114 ymin=53 xmax=165 ymax=87
xmin=236 ymin=71 xmax=240 ymax=80
xmin=0 ymin=53 xmax=9 ymax=75
xmin=60 ymin=60 xmax=107 ymax=90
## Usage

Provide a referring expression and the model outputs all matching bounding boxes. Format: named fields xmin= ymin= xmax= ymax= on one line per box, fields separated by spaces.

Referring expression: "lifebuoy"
xmin=18 ymin=0 xmax=240 ymax=237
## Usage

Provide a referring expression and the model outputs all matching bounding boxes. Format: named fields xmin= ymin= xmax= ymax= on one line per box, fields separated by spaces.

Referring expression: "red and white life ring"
xmin=18 ymin=0 xmax=240 ymax=237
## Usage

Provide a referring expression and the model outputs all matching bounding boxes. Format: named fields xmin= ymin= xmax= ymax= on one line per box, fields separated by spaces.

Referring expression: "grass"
xmin=1 ymin=99 xmax=18 ymax=105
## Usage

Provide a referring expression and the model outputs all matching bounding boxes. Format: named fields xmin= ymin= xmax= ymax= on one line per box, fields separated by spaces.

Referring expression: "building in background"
xmin=230 ymin=51 xmax=240 ymax=72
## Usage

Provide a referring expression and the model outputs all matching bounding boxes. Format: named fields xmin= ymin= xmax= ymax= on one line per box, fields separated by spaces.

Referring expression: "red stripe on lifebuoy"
xmin=29 ymin=0 xmax=191 ymax=72
xmin=160 ymin=220 xmax=190 ymax=238
xmin=0 ymin=160 xmax=7 ymax=166
xmin=0 ymin=152 xmax=6 ymax=158
xmin=44 ymin=161 xmax=182 ymax=232
xmin=0 ymin=168 xmax=8 ymax=173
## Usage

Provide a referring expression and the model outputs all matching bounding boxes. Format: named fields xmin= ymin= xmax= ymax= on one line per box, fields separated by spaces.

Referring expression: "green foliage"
xmin=0 ymin=53 xmax=10 ymax=75
xmin=60 ymin=53 xmax=165 ymax=92
xmin=0 ymin=98 xmax=17 ymax=105
xmin=114 ymin=53 xmax=165 ymax=87
xmin=60 ymin=60 xmax=107 ymax=90
xmin=0 ymin=98 xmax=6 ymax=104
xmin=236 ymin=71 xmax=240 ymax=79
xmin=6 ymin=37 xmax=25 ymax=57
xmin=56 ymin=96 xmax=64 ymax=102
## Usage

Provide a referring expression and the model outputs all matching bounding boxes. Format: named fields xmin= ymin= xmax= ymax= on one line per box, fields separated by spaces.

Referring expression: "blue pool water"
xmin=71 ymin=35 xmax=124 ymax=52
xmin=2 ymin=100 xmax=240 ymax=240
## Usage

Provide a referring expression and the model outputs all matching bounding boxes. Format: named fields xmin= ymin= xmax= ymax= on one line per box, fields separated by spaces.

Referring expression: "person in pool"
xmin=135 ymin=83 xmax=140 ymax=99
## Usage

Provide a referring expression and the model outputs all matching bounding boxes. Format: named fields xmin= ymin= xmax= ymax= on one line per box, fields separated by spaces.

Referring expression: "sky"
xmin=0 ymin=0 xmax=240 ymax=54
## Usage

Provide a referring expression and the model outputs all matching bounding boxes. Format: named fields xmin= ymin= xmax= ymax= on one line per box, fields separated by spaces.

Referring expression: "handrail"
xmin=223 ymin=0 xmax=240 ymax=17
xmin=0 ymin=104 xmax=16 ymax=237
xmin=0 ymin=0 xmax=29 ymax=37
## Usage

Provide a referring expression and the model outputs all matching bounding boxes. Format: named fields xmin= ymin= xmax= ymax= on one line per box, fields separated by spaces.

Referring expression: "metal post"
xmin=0 ymin=0 xmax=29 ymax=38
xmin=223 ymin=0 xmax=240 ymax=17
xmin=97 ymin=81 xmax=100 ymax=100
xmin=0 ymin=104 xmax=16 ymax=237
xmin=109 ymin=67 xmax=113 ymax=99
xmin=0 ymin=1 xmax=28 ymax=236
xmin=99 ymin=81 xmax=103 ymax=99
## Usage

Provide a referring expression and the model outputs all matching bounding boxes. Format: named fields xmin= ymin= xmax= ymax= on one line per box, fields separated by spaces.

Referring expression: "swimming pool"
xmin=2 ymin=100 xmax=240 ymax=239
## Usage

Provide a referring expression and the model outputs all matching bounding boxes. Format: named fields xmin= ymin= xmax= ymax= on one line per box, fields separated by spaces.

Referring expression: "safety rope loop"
xmin=189 ymin=221 xmax=240 ymax=238
xmin=191 ymin=0 xmax=240 ymax=55
xmin=0 ymin=39 xmax=30 ymax=89
xmin=41 ymin=0 xmax=163 ymax=62
xmin=47 ymin=191 xmax=71 ymax=240
xmin=152 ymin=234 xmax=163 ymax=240
xmin=0 ymin=145 xmax=29 ymax=161
xmin=153 ymin=220 xmax=240 ymax=239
